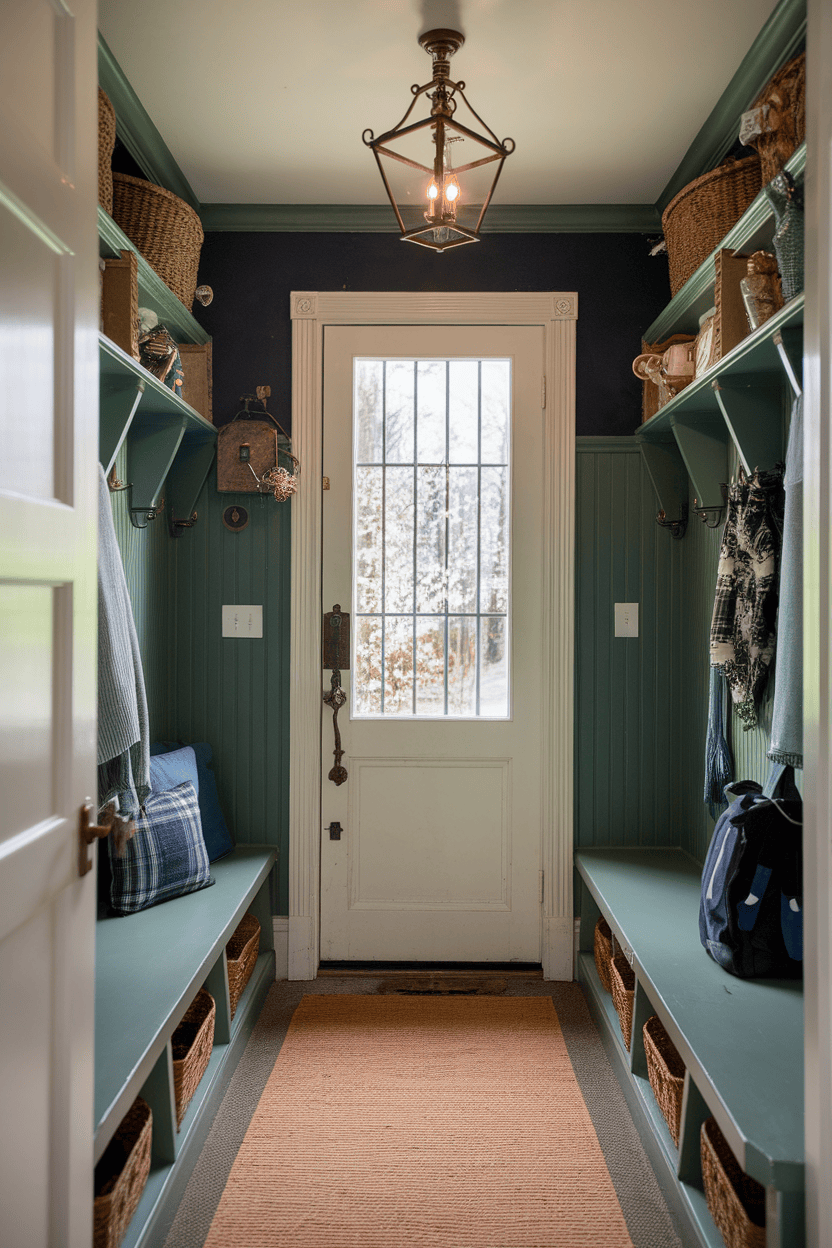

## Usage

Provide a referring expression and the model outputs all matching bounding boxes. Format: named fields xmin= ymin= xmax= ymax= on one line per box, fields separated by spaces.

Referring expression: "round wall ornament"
xmin=222 ymin=505 xmax=250 ymax=532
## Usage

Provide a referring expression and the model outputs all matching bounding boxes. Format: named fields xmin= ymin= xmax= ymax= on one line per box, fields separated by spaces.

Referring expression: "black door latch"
xmin=328 ymin=822 xmax=342 ymax=841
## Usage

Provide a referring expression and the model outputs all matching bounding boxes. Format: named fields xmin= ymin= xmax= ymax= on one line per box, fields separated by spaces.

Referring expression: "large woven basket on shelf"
xmin=643 ymin=1015 xmax=686 ymax=1145
xmin=227 ymin=912 xmax=260 ymax=1019
xmin=98 ymin=89 xmax=116 ymax=214
xmin=701 ymin=1116 xmax=766 ymax=1248
xmin=593 ymin=916 xmax=616 ymax=992
xmin=93 ymin=1097 xmax=152 ymax=1248
xmin=172 ymin=988 xmax=215 ymax=1128
xmin=111 ymin=172 xmax=204 ymax=308
xmin=610 ymin=952 xmax=636 ymax=1050
xmin=662 ymin=156 xmax=762 ymax=296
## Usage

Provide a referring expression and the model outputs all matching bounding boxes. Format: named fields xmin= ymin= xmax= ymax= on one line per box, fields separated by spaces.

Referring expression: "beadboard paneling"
xmin=169 ymin=466 xmax=290 ymax=911
xmin=676 ymin=478 xmax=776 ymax=863
xmin=574 ymin=438 xmax=684 ymax=848
xmin=108 ymin=446 xmax=175 ymax=742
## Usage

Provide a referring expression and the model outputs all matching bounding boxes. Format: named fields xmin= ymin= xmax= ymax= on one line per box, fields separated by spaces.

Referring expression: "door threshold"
xmin=317 ymin=961 xmax=543 ymax=979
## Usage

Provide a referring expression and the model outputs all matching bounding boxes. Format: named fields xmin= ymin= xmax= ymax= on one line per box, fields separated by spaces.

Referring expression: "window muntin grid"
xmin=352 ymin=357 xmax=511 ymax=718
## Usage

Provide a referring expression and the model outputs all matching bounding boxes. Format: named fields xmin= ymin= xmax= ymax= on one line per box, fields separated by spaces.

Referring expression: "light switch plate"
xmin=222 ymin=605 xmax=263 ymax=638
xmin=614 ymin=603 xmax=639 ymax=638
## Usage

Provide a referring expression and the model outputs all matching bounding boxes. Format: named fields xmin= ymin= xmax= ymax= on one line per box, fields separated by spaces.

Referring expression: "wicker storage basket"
xmin=111 ymin=172 xmax=204 ymax=308
xmin=226 ymin=912 xmax=260 ymax=1019
xmin=610 ymin=952 xmax=636 ymax=1050
xmin=593 ymin=916 xmax=616 ymax=992
xmin=662 ymin=156 xmax=762 ymax=297
xmin=701 ymin=1117 xmax=766 ymax=1248
xmin=643 ymin=1015 xmax=686 ymax=1145
xmin=172 ymin=989 xmax=215 ymax=1128
xmin=749 ymin=52 xmax=806 ymax=185
xmin=98 ymin=89 xmax=116 ymax=214
xmin=93 ymin=1097 xmax=152 ymax=1248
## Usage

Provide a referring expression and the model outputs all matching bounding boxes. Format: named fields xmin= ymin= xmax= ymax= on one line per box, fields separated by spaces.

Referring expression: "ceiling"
xmin=98 ymin=0 xmax=781 ymax=208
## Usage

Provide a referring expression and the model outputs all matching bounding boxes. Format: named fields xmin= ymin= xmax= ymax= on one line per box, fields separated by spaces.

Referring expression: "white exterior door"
xmin=320 ymin=324 xmax=545 ymax=963
xmin=0 ymin=2 xmax=99 ymax=1244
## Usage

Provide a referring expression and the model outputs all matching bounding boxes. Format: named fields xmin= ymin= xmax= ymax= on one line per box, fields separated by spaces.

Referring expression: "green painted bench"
xmin=95 ymin=845 xmax=275 ymax=1248
xmin=576 ymin=846 xmax=803 ymax=1248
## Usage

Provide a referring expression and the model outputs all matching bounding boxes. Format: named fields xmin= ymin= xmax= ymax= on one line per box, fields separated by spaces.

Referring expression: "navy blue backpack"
xmin=699 ymin=775 xmax=802 ymax=978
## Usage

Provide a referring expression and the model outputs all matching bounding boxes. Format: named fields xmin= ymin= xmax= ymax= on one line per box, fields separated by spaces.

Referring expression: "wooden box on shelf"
xmin=101 ymin=249 xmax=139 ymax=362
xmin=93 ymin=1097 xmax=152 ymax=1248
xmin=172 ymin=988 xmax=215 ymax=1129
xmin=713 ymin=248 xmax=751 ymax=364
xmin=179 ymin=342 xmax=213 ymax=423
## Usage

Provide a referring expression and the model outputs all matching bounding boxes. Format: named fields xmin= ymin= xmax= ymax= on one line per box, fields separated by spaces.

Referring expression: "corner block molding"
xmin=288 ymin=291 xmax=577 ymax=981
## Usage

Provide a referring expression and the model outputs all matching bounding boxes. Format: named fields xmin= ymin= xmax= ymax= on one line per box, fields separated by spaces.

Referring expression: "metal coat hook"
xmin=107 ymin=466 xmax=132 ymax=492
xmin=692 ymin=484 xmax=728 ymax=529
xmin=773 ymin=330 xmax=802 ymax=398
xmin=655 ymin=504 xmax=688 ymax=539
xmin=129 ymin=498 xmax=165 ymax=529
xmin=170 ymin=510 xmax=198 ymax=538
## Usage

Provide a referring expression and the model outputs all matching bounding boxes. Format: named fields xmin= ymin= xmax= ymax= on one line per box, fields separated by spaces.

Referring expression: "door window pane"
xmin=353 ymin=357 xmax=510 ymax=717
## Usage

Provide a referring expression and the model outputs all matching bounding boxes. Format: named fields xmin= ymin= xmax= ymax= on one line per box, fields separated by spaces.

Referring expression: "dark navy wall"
xmin=193 ymin=231 xmax=669 ymax=436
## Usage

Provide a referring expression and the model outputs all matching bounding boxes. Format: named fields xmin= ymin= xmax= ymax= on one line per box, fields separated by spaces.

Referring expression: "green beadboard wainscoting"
xmin=574 ymin=438 xmax=684 ymax=848
xmin=168 ymin=465 xmax=290 ymax=912
xmin=575 ymin=437 xmax=778 ymax=868
xmin=677 ymin=480 xmax=777 ymax=863
xmin=109 ymin=446 xmax=176 ymax=743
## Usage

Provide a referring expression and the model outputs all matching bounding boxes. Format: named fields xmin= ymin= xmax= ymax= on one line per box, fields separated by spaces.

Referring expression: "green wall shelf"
xmin=99 ymin=335 xmax=217 ymax=529
xmin=638 ymin=295 xmax=803 ymax=525
xmin=646 ymin=143 xmax=806 ymax=342
xmin=98 ymin=207 xmax=209 ymax=346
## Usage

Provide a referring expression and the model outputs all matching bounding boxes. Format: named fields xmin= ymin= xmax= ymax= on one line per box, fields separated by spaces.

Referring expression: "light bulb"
xmin=445 ymin=182 xmax=459 ymax=202
xmin=427 ymin=180 xmax=439 ymax=200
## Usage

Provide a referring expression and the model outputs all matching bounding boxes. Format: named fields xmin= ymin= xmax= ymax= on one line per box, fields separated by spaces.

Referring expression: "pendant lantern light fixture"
xmin=363 ymin=28 xmax=515 ymax=252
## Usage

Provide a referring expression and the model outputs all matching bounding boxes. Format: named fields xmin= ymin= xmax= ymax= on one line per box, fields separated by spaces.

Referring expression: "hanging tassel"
xmin=704 ymin=666 xmax=733 ymax=819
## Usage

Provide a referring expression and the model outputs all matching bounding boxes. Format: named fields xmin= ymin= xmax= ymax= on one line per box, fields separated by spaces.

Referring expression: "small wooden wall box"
xmin=713 ymin=248 xmax=751 ymax=364
xmin=179 ymin=343 xmax=213 ymax=423
xmin=101 ymin=249 xmax=139 ymax=361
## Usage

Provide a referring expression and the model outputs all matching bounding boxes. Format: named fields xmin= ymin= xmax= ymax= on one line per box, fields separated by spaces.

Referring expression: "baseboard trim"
xmin=273 ymin=917 xmax=289 ymax=980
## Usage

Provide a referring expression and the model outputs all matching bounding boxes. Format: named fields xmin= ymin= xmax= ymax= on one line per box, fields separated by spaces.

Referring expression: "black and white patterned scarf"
xmin=710 ymin=468 xmax=784 ymax=729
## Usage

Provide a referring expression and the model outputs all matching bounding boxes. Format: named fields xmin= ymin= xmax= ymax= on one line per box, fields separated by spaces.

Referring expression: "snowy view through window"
xmin=353 ymin=358 xmax=511 ymax=717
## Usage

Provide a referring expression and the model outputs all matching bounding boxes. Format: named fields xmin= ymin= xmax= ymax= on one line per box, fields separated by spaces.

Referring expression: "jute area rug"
xmin=204 ymin=995 xmax=634 ymax=1247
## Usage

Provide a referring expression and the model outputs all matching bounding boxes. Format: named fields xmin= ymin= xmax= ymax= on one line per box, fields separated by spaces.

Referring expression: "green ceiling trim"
xmin=199 ymin=202 xmax=661 ymax=234
xmin=656 ymin=0 xmax=806 ymax=214
xmin=98 ymin=34 xmax=200 ymax=213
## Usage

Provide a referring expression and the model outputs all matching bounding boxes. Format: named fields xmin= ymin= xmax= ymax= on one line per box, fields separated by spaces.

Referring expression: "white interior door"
xmin=320 ymin=324 xmax=546 ymax=963
xmin=0 ymin=2 xmax=99 ymax=1244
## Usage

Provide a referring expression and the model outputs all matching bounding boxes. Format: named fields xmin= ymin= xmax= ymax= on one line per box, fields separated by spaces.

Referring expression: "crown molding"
xmin=199 ymin=202 xmax=661 ymax=233
xmin=656 ymin=0 xmax=806 ymax=214
xmin=576 ymin=436 xmax=640 ymax=452
xmin=98 ymin=34 xmax=200 ymax=212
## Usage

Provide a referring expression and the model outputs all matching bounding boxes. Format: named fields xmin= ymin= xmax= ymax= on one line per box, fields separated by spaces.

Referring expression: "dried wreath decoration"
xmin=262 ymin=454 xmax=301 ymax=502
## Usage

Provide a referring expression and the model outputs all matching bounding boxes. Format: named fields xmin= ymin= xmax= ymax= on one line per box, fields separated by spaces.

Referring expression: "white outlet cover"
xmin=614 ymin=602 xmax=639 ymax=638
xmin=222 ymin=605 xmax=263 ymax=638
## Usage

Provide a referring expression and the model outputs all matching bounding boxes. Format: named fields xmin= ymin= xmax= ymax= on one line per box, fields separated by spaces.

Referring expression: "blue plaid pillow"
xmin=109 ymin=781 xmax=214 ymax=914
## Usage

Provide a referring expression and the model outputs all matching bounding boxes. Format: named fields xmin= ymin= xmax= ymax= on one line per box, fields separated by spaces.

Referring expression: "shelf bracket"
xmin=773 ymin=329 xmax=802 ymax=398
xmin=712 ymin=379 xmax=785 ymax=477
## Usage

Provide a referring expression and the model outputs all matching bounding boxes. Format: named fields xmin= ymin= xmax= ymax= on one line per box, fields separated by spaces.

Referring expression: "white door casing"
xmin=0 ymin=2 xmax=99 ymax=1245
xmin=320 ymin=324 xmax=545 ymax=963
xmin=289 ymin=292 xmax=577 ymax=980
xmin=803 ymin=2 xmax=832 ymax=1243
